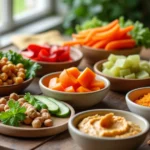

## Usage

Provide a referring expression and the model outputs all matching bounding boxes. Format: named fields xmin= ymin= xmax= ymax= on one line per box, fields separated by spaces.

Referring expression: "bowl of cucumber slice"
xmin=94 ymin=54 xmax=150 ymax=92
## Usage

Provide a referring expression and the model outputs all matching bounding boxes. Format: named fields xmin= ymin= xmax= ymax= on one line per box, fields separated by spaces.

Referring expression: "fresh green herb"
xmin=0 ymin=50 xmax=41 ymax=79
xmin=0 ymin=100 xmax=26 ymax=126
xmin=119 ymin=16 xmax=150 ymax=48
xmin=24 ymin=93 xmax=47 ymax=110
xmin=75 ymin=17 xmax=107 ymax=33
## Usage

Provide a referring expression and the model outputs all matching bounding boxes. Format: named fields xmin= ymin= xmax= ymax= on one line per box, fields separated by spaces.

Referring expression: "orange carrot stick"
xmin=105 ymin=39 xmax=136 ymax=51
xmin=63 ymin=40 xmax=83 ymax=46
xmin=72 ymin=34 xmax=86 ymax=39
xmin=93 ymin=24 xmax=120 ymax=41
xmin=118 ymin=25 xmax=134 ymax=39
xmin=83 ymin=19 xmax=119 ymax=43
xmin=92 ymin=40 xmax=109 ymax=49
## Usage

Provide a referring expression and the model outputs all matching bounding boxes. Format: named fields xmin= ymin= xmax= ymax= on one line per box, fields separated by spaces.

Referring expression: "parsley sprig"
xmin=0 ymin=50 xmax=41 ymax=79
xmin=0 ymin=100 xmax=26 ymax=126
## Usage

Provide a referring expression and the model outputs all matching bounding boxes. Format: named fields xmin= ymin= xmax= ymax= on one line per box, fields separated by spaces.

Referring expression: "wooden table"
xmin=0 ymin=45 xmax=150 ymax=150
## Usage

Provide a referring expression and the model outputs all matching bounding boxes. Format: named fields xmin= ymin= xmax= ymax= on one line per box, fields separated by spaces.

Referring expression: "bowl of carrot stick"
xmin=63 ymin=17 xmax=149 ymax=64
xmin=39 ymin=67 xmax=110 ymax=109
xmin=126 ymin=87 xmax=150 ymax=122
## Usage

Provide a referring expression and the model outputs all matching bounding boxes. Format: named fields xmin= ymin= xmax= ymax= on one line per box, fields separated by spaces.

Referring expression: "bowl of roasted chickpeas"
xmin=0 ymin=57 xmax=33 ymax=96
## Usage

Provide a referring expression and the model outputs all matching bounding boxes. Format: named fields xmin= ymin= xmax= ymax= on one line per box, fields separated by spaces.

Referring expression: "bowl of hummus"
xmin=68 ymin=109 xmax=149 ymax=150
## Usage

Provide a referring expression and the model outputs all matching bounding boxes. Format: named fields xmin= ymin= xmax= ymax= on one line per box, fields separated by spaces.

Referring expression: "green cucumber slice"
xmin=47 ymin=97 xmax=70 ymax=117
xmin=34 ymin=96 xmax=59 ymax=113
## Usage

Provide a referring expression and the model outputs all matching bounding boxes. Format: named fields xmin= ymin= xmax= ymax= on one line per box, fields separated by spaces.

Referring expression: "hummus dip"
xmin=78 ymin=113 xmax=141 ymax=138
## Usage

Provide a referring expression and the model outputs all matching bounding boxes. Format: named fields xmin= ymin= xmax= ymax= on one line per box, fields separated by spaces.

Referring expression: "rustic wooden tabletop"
xmin=0 ymin=45 xmax=150 ymax=150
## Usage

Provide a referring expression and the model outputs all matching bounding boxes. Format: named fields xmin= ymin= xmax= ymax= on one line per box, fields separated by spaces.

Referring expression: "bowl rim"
xmin=68 ymin=109 xmax=150 ymax=141
xmin=0 ymin=78 xmax=33 ymax=88
xmin=39 ymin=71 xmax=110 ymax=95
xmin=126 ymin=87 xmax=150 ymax=110
xmin=21 ymin=47 xmax=83 ymax=65
xmin=81 ymin=45 xmax=141 ymax=52
xmin=94 ymin=59 xmax=150 ymax=81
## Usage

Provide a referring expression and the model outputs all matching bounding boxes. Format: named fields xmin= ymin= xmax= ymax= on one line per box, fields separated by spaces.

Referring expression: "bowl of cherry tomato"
xmin=21 ymin=44 xmax=83 ymax=76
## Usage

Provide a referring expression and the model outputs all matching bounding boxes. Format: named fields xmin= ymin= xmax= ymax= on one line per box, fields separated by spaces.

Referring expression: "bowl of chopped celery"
xmin=94 ymin=54 xmax=150 ymax=92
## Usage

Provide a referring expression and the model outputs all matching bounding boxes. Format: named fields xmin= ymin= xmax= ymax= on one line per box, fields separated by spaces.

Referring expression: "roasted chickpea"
xmin=44 ymin=119 xmax=53 ymax=127
xmin=7 ymin=79 xmax=13 ymax=85
xmin=19 ymin=68 xmax=26 ymax=73
xmin=24 ymin=116 xmax=33 ymax=125
xmin=35 ymin=117 xmax=44 ymax=123
xmin=4 ymin=105 xmax=9 ymax=111
xmin=32 ymin=119 xmax=42 ymax=128
xmin=2 ymin=65 xmax=9 ymax=73
xmin=9 ymin=93 xmax=19 ymax=100
xmin=0 ymin=60 xmax=6 ymax=66
xmin=10 ymin=73 xmax=16 ymax=78
xmin=1 ymin=57 xmax=8 ymax=62
xmin=0 ymin=98 xmax=7 ymax=104
xmin=14 ymin=77 xmax=23 ymax=84
xmin=17 ymin=72 xmax=25 ymax=79
xmin=16 ymin=63 xmax=24 ymax=69
xmin=0 ymin=72 xmax=8 ymax=81
xmin=0 ymin=104 xmax=5 ymax=112
xmin=0 ymin=79 xmax=2 ymax=85
xmin=6 ymin=61 xmax=12 ymax=65
xmin=26 ymin=107 xmax=38 ymax=119
xmin=37 ymin=112 xmax=41 ymax=117
xmin=18 ymin=98 xmax=26 ymax=106
xmin=41 ymin=112 xmax=51 ymax=120
xmin=7 ymin=64 xmax=14 ymax=70
xmin=40 ymin=109 xmax=48 ymax=113
xmin=22 ymin=102 xmax=33 ymax=109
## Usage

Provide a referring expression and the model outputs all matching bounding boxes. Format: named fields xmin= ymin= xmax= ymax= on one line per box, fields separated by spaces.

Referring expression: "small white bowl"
xmin=68 ymin=109 xmax=149 ymax=150
xmin=126 ymin=87 xmax=150 ymax=122
xmin=39 ymin=72 xmax=110 ymax=109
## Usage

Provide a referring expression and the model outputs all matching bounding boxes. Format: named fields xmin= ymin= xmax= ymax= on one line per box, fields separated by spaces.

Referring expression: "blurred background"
xmin=0 ymin=0 xmax=150 ymax=47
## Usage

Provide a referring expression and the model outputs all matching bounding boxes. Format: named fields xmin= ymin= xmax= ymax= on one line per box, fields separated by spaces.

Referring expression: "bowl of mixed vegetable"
xmin=63 ymin=17 xmax=150 ymax=64
xmin=0 ymin=92 xmax=74 ymax=137
xmin=21 ymin=44 xmax=83 ymax=76
xmin=0 ymin=50 xmax=40 ymax=96
xmin=39 ymin=67 xmax=110 ymax=109
xmin=94 ymin=54 xmax=150 ymax=92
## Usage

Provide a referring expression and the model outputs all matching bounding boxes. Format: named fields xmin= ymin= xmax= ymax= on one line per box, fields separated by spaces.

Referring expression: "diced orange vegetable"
xmin=90 ymin=80 xmax=105 ymax=89
xmin=90 ymin=87 xmax=100 ymax=91
xmin=59 ymin=69 xmax=77 ymax=88
xmin=105 ymin=39 xmax=136 ymax=50
xmin=65 ymin=86 xmax=75 ymax=92
xmin=51 ymin=83 xmax=64 ymax=91
xmin=73 ymin=82 xmax=81 ymax=90
xmin=76 ymin=86 xmax=91 ymax=92
xmin=48 ymin=77 xmax=59 ymax=88
xmin=77 ymin=67 xmax=96 ymax=88
xmin=67 ymin=67 xmax=80 ymax=78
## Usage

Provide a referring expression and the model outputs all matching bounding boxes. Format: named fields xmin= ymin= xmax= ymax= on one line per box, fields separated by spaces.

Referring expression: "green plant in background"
xmin=63 ymin=0 xmax=150 ymax=35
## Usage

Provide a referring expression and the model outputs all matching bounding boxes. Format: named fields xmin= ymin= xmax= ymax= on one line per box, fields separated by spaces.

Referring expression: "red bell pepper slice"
xmin=28 ymin=44 xmax=50 ymax=57
xmin=58 ymin=49 xmax=70 ymax=62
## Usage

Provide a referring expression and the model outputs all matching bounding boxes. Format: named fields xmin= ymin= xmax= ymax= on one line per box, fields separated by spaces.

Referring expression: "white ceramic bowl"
xmin=126 ymin=87 xmax=150 ymax=122
xmin=39 ymin=72 xmax=110 ymax=109
xmin=68 ymin=109 xmax=149 ymax=150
